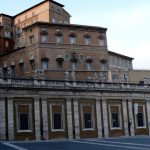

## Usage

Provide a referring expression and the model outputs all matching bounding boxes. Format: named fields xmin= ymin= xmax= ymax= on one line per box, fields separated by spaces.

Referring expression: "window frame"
xmin=16 ymin=103 xmax=32 ymax=133
xmin=109 ymin=105 xmax=122 ymax=130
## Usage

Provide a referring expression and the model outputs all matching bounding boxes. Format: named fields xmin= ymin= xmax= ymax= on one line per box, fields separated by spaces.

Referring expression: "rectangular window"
xmin=41 ymin=60 xmax=48 ymax=70
xmin=84 ymin=113 xmax=92 ymax=128
xmin=29 ymin=60 xmax=35 ymax=71
xmin=99 ymin=39 xmax=105 ymax=46
xmin=19 ymin=113 xmax=30 ymax=130
xmin=71 ymin=62 xmax=76 ymax=71
xmin=11 ymin=66 xmax=15 ymax=77
xmin=53 ymin=113 xmax=62 ymax=129
xmin=84 ymin=37 xmax=91 ymax=45
xmin=100 ymin=62 xmax=107 ymax=71
xmin=56 ymin=36 xmax=62 ymax=44
xmin=5 ymin=41 xmax=9 ymax=48
xmin=41 ymin=34 xmax=48 ymax=43
xmin=29 ymin=35 xmax=34 ymax=44
xmin=19 ymin=63 xmax=24 ymax=74
xmin=112 ymin=112 xmax=119 ymax=128
xmin=70 ymin=37 xmax=76 ymax=44
xmin=137 ymin=113 xmax=144 ymax=127
xmin=87 ymin=62 xmax=92 ymax=71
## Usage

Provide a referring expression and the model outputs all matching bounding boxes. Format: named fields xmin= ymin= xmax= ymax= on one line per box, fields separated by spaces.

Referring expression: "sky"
xmin=1 ymin=0 xmax=150 ymax=69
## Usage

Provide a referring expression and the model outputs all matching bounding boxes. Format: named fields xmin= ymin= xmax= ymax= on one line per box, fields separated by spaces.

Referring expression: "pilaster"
xmin=128 ymin=100 xmax=135 ymax=136
xmin=102 ymin=99 xmax=109 ymax=137
xmin=96 ymin=99 xmax=102 ymax=138
xmin=122 ymin=99 xmax=129 ymax=136
xmin=34 ymin=97 xmax=41 ymax=140
xmin=7 ymin=97 xmax=14 ymax=140
xmin=73 ymin=99 xmax=80 ymax=139
xmin=41 ymin=97 xmax=48 ymax=140
xmin=0 ymin=97 xmax=6 ymax=140
xmin=66 ymin=99 xmax=73 ymax=139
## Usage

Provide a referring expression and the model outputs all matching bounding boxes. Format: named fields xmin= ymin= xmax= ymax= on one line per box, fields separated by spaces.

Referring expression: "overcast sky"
xmin=1 ymin=0 xmax=150 ymax=69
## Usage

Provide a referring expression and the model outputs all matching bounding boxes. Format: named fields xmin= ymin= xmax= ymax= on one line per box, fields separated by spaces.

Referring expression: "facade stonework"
xmin=1 ymin=0 xmax=150 ymax=141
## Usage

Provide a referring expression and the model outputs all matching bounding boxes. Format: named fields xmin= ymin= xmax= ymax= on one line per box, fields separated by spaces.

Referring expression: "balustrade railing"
xmin=0 ymin=77 xmax=150 ymax=92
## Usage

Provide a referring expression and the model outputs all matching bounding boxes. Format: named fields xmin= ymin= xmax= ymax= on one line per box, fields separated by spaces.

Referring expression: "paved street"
xmin=1 ymin=136 xmax=150 ymax=150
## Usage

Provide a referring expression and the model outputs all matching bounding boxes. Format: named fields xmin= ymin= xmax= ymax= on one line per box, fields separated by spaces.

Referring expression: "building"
xmin=1 ymin=0 xmax=150 ymax=141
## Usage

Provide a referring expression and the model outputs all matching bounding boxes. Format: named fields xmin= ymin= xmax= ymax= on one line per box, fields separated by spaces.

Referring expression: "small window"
xmin=71 ymin=62 xmax=77 ymax=71
xmin=56 ymin=35 xmax=62 ymax=44
xmin=87 ymin=62 xmax=92 ymax=71
xmin=29 ymin=60 xmax=35 ymax=71
xmin=111 ymin=112 xmax=120 ymax=128
xmin=11 ymin=66 xmax=15 ymax=77
xmin=19 ymin=113 xmax=30 ymax=130
xmin=52 ymin=17 xmax=56 ymax=23
xmin=41 ymin=34 xmax=48 ymax=43
xmin=83 ymin=113 xmax=92 ymax=129
xmin=53 ymin=113 xmax=62 ymax=129
xmin=64 ymin=54 xmax=70 ymax=61
xmin=70 ymin=37 xmax=76 ymax=44
xmin=19 ymin=63 xmax=24 ymax=74
xmin=29 ymin=35 xmax=34 ymax=44
xmin=41 ymin=59 xmax=48 ymax=70
xmin=79 ymin=55 xmax=84 ymax=61
xmin=84 ymin=37 xmax=91 ymax=45
xmin=5 ymin=41 xmax=9 ymax=48
xmin=137 ymin=113 xmax=144 ymax=127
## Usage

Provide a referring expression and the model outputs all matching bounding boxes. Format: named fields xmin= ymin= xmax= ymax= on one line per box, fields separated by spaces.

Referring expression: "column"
xmin=42 ymin=97 xmax=48 ymax=140
xmin=102 ymin=99 xmax=109 ymax=137
xmin=34 ymin=97 xmax=41 ymax=140
xmin=66 ymin=99 xmax=73 ymax=139
xmin=73 ymin=99 xmax=80 ymax=139
xmin=146 ymin=100 xmax=150 ymax=135
xmin=96 ymin=99 xmax=102 ymax=138
xmin=122 ymin=99 xmax=129 ymax=136
xmin=0 ymin=97 xmax=6 ymax=140
xmin=128 ymin=100 xmax=135 ymax=136
xmin=7 ymin=97 xmax=14 ymax=140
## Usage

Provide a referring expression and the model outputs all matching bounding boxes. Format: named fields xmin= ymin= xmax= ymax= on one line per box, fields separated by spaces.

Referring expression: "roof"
xmin=108 ymin=50 xmax=134 ymax=60
xmin=0 ymin=13 xmax=13 ymax=18
xmin=14 ymin=0 xmax=64 ymax=17
xmin=24 ymin=21 xmax=107 ymax=31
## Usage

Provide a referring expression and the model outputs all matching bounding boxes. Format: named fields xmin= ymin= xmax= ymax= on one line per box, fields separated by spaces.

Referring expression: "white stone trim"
xmin=102 ymin=99 xmax=109 ymax=137
xmin=0 ymin=97 xmax=6 ymax=140
xmin=42 ymin=97 xmax=48 ymax=140
xmin=108 ymin=104 xmax=122 ymax=130
xmin=49 ymin=103 xmax=65 ymax=132
xmin=128 ymin=101 xmax=135 ymax=136
xmin=73 ymin=99 xmax=80 ymax=139
xmin=122 ymin=100 xmax=129 ymax=136
xmin=80 ymin=104 xmax=95 ymax=131
xmin=96 ymin=99 xmax=102 ymax=138
xmin=66 ymin=99 xmax=73 ymax=139
xmin=8 ymin=97 xmax=14 ymax=140
xmin=34 ymin=97 xmax=41 ymax=140
xmin=134 ymin=104 xmax=146 ymax=129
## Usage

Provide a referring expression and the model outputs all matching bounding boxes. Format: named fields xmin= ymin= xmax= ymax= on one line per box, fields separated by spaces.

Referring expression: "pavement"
xmin=1 ymin=136 xmax=150 ymax=150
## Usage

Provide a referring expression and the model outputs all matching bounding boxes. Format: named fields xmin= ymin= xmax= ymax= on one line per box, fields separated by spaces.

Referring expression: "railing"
xmin=0 ymin=77 xmax=150 ymax=92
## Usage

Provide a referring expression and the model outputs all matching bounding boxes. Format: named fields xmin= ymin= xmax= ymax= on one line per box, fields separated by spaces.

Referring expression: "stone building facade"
xmin=1 ymin=0 xmax=150 ymax=141
xmin=1 ymin=78 xmax=150 ymax=141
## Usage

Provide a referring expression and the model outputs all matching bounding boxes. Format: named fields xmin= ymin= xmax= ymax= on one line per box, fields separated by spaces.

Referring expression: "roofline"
xmin=0 ymin=13 xmax=13 ymax=18
xmin=24 ymin=21 xmax=107 ymax=31
xmin=14 ymin=0 xmax=64 ymax=18
xmin=108 ymin=50 xmax=134 ymax=60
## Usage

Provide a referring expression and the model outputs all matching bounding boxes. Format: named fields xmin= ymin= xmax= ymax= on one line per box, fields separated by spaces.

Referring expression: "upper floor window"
xmin=40 ymin=30 xmax=48 ymax=43
xmin=29 ymin=35 xmax=34 ymax=44
xmin=52 ymin=17 xmax=56 ymax=23
xmin=41 ymin=57 xmax=49 ymax=70
xmin=69 ymin=32 xmax=76 ymax=44
xmin=51 ymin=6 xmax=55 ymax=11
xmin=84 ymin=33 xmax=91 ymax=45
xmin=5 ymin=41 xmax=9 ymax=48
xmin=55 ymin=30 xmax=63 ymax=44
xmin=100 ymin=59 xmax=107 ymax=71
xmin=98 ymin=35 xmax=105 ymax=46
